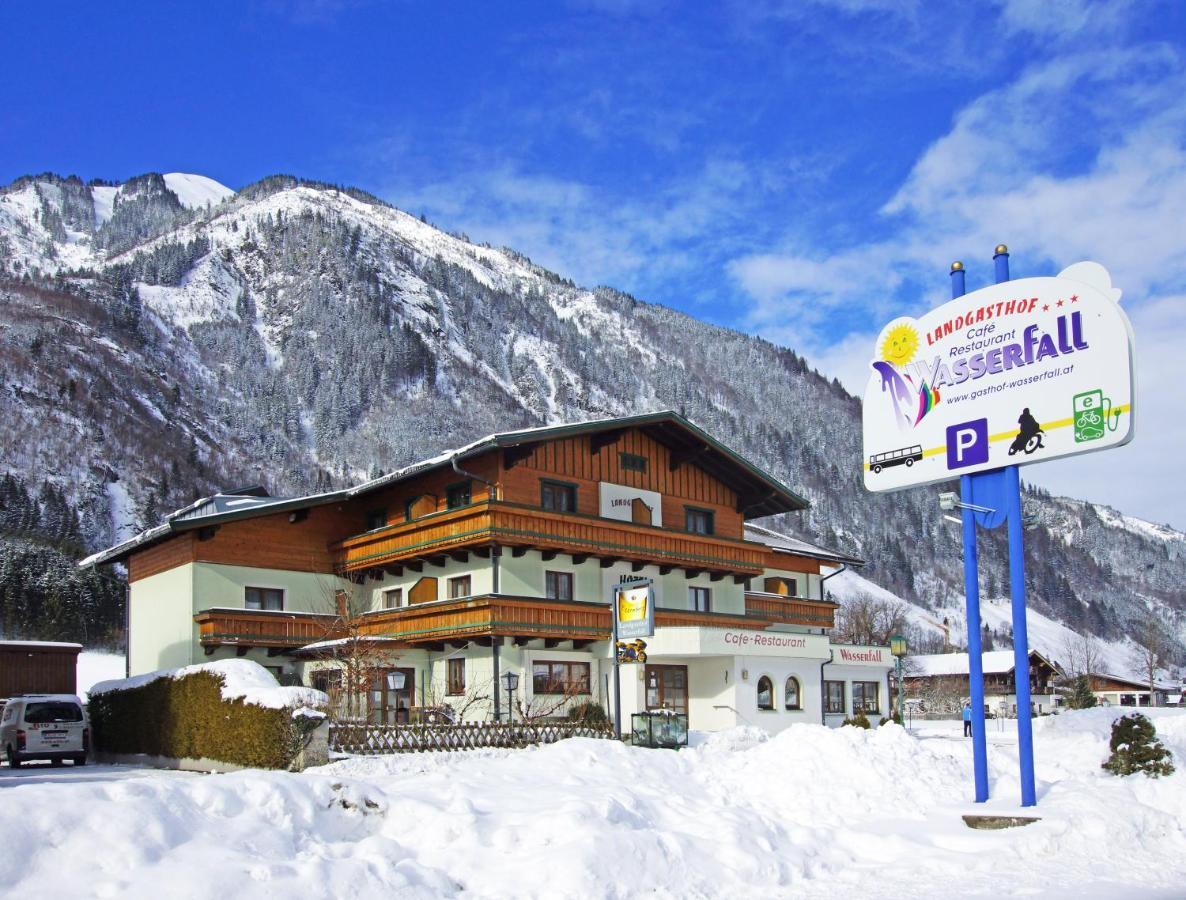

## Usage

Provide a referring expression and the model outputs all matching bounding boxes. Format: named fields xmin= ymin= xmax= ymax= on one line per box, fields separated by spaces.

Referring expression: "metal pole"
xmin=611 ymin=586 xmax=621 ymax=737
xmin=492 ymin=638 xmax=501 ymax=722
xmin=993 ymin=242 xmax=1036 ymax=806
xmin=953 ymin=260 xmax=989 ymax=802
xmin=961 ymin=474 xmax=990 ymax=802
xmin=896 ymin=655 xmax=904 ymax=722
xmin=1006 ymin=465 xmax=1038 ymax=805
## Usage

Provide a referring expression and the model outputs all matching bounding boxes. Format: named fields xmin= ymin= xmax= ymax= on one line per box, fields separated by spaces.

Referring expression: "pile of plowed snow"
xmin=0 ymin=710 xmax=1183 ymax=899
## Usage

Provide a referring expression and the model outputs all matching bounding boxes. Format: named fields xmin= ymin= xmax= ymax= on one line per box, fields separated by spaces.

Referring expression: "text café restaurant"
xmin=85 ymin=412 xmax=894 ymax=733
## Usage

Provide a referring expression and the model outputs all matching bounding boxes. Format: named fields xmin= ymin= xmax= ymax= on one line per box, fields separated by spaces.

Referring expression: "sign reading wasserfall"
xmin=862 ymin=262 xmax=1135 ymax=492
xmin=614 ymin=580 xmax=655 ymax=639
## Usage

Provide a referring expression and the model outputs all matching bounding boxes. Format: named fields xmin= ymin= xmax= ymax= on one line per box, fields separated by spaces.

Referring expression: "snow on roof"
xmin=0 ymin=640 xmax=83 ymax=650
xmin=91 ymin=658 xmax=325 ymax=711
xmin=909 ymin=650 xmax=1053 ymax=677
xmin=162 ymin=173 xmax=235 ymax=209
xmin=743 ymin=523 xmax=864 ymax=565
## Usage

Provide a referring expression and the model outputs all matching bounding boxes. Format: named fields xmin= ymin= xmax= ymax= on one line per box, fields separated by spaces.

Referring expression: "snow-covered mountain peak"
xmin=162 ymin=173 xmax=235 ymax=209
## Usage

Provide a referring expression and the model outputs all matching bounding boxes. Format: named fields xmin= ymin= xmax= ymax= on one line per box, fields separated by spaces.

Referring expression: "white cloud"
xmin=729 ymin=45 xmax=1186 ymax=527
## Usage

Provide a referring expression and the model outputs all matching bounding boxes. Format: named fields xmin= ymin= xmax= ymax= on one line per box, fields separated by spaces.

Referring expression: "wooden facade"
xmin=0 ymin=642 xmax=81 ymax=700
xmin=108 ymin=413 xmax=853 ymax=660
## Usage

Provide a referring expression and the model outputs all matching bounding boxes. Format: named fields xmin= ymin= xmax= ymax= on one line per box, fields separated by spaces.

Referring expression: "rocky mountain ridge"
xmin=0 ymin=170 xmax=1182 ymax=664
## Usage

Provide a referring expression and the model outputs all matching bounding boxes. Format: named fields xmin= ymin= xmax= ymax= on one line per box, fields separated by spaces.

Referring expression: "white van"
xmin=0 ymin=695 xmax=89 ymax=767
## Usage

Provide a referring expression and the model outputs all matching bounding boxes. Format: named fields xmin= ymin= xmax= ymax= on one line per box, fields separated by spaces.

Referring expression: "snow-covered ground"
xmin=77 ymin=651 xmax=125 ymax=700
xmin=1 ymin=709 xmax=1184 ymax=898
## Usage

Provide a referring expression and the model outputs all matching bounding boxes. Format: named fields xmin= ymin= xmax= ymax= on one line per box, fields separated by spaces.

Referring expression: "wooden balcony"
xmin=334 ymin=501 xmax=767 ymax=576
xmin=195 ymin=608 xmax=339 ymax=651
xmin=195 ymin=592 xmax=832 ymax=653
xmin=744 ymin=593 xmax=837 ymax=628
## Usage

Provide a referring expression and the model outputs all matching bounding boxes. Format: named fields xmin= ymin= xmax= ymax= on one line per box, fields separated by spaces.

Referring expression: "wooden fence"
xmin=330 ymin=720 xmax=616 ymax=754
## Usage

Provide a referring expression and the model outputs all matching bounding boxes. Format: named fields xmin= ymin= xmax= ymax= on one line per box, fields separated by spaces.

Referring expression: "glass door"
xmin=645 ymin=664 xmax=688 ymax=714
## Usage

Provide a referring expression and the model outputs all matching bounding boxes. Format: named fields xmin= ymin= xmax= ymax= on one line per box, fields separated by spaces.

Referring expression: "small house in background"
xmin=903 ymin=649 xmax=1062 ymax=716
xmin=1081 ymin=672 xmax=1176 ymax=708
xmin=0 ymin=641 xmax=83 ymax=703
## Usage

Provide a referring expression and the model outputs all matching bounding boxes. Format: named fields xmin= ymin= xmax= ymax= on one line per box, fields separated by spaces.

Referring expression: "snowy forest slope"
xmin=0 ymin=171 xmax=1182 ymax=660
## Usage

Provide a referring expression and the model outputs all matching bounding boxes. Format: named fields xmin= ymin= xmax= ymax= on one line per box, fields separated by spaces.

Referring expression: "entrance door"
xmin=645 ymin=664 xmax=688 ymax=714
xmin=369 ymin=667 xmax=416 ymax=724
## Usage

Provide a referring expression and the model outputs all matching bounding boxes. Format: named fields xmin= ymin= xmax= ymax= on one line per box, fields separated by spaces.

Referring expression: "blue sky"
xmin=3 ymin=0 xmax=1184 ymax=527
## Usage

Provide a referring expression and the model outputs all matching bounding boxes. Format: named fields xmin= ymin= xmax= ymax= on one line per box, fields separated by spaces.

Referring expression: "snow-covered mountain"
xmin=0 ymin=170 xmax=1182 ymax=669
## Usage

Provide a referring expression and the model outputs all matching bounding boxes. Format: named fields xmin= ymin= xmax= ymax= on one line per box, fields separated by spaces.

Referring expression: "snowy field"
xmin=1 ymin=709 xmax=1184 ymax=899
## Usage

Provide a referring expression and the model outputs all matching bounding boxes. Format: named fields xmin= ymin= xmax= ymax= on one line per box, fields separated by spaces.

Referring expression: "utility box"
xmin=631 ymin=711 xmax=688 ymax=749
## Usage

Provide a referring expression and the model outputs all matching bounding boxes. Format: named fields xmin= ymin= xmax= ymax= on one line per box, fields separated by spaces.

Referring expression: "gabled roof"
xmin=909 ymin=649 xmax=1063 ymax=678
xmin=352 ymin=410 xmax=810 ymax=516
xmin=744 ymin=523 xmax=864 ymax=566
xmin=81 ymin=410 xmax=811 ymax=568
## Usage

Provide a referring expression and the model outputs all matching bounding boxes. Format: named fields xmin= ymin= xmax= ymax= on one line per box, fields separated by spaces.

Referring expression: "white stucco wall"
xmin=129 ymin=564 xmax=195 ymax=674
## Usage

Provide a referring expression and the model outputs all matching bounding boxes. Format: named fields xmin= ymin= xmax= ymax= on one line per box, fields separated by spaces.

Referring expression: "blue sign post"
xmin=952 ymin=247 xmax=1037 ymax=808
xmin=862 ymin=248 xmax=1134 ymax=809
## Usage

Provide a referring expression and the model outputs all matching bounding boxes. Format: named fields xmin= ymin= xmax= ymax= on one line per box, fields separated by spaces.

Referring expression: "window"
xmin=620 ymin=452 xmax=648 ymax=473
xmin=546 ymin=571 xmax=574 ymax=601
xmin=763 ymin=576 xmax=798 ymax=597
xmin=685 ymin=507 xmax=714 ymax=535
xmin=824 ymin=680 xmax=846 ymax=714
xmin=23 ymin=702 xmax=83 ymax=724
xmin=245 ymin=586 xmax=283 ymax=611
xmin=532 ymin=661 xmax=591 ymax=695
xmin=447 ymin=658 xmax=465 ymax=695
xmin=541 ymin=480 xmax=577 ymax=513
xmin=853 ymin=682 xmax=880 ymax=714
xmin=757 ymin=675 xmax=774 ymax=710
xmin=382 ymin=587 xmax=404 ymax=609
xmin=689 ymin=586 xmax=711 ymax=612
xmin=446 ymin=481 xmax=472 ymax=510
xmin=448 ymin=576 xmax=471 ymax=599
xmin=785 ymin=676 xmax=802 ymax=710
xmin=365 ymin=508 xmax=387 ymax=531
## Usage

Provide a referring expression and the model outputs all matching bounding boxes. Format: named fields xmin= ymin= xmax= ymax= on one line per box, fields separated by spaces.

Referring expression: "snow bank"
xmin=3 ymin=712 xmax=1185 ymax=898
xmin=90 ymin=658 xmax=325 ymax=711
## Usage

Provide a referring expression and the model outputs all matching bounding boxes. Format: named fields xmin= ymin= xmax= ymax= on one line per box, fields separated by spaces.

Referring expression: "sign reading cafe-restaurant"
xmin=862 ymin=262 xmax=1135 ymax=492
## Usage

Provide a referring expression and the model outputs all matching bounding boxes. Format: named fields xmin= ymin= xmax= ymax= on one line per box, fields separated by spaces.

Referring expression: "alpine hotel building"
xmin=84 ymin=412 xmax=893 ymax=733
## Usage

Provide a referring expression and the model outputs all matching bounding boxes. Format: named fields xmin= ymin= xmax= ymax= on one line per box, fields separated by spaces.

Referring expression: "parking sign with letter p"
xmin=946 ymin=419 xmax=989 ymax=470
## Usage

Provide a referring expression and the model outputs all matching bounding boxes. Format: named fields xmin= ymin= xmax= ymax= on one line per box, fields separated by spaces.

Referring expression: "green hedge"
xmin=89 ymin=670 xmax=318 ymax=769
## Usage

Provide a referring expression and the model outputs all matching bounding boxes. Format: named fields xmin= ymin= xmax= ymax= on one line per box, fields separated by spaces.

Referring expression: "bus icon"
xmin=869 ymin=445 xmax=923 ymax=474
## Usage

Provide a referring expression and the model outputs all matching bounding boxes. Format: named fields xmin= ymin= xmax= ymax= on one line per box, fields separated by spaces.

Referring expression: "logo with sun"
xmin=871 ymin=318 xmax=940 ymax=428
xmin=880 ymin=321 xmax=920 ymax=367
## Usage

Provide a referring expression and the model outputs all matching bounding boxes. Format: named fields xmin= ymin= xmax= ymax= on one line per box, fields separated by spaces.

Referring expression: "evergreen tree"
xmin=1101 ymin=713 xmax=1175 ymax=777
xmin=1066 ymin=675 xmax=1098 ymax=709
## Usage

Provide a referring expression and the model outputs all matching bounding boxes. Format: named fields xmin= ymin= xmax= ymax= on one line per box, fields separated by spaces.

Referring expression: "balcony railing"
xmin=195 ymin=608 xmax=339 ymax=649
xmin=334 ymin=501 xmax=768 ymax=575
xmin=194 ymin=591 xmax=833 ymax=651
xmin=743 ymin=593 xmax=837 ymax=628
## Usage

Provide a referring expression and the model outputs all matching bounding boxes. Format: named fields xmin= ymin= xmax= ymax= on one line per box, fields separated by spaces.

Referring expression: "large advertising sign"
xmin=614 ymin=580 xmax=655 ymax=639
xmin=862 ymin=262 xmax=1135 ymax=492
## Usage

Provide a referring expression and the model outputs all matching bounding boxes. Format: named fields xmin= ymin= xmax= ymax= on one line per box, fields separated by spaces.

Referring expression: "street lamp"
xmin=386 ymin=670 xmax=406 ymax=691
xmin=890 ymin=634 xmax=908 ymax=724
xmin=502 ymin=670 xmax=520 ymax=723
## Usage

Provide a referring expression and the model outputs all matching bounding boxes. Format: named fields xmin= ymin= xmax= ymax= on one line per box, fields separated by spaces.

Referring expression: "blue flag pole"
xmin=994 ymin=244 xmax=1038 ymax=807
xmin=951 ymin=261 xmax=990 ymax=803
